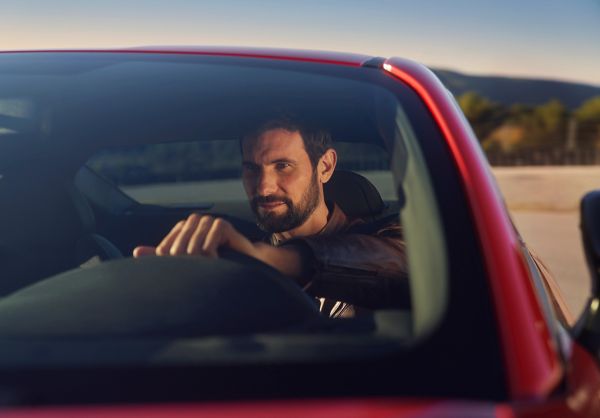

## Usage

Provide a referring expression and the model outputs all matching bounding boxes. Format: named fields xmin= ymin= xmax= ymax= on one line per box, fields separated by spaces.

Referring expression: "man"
xmin=134 ymin=120 xmax=409 ymax=317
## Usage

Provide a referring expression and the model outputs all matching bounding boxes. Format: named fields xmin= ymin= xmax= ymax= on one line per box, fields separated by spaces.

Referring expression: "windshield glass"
xmin=0 ymin=53 xmax=505 ymax=403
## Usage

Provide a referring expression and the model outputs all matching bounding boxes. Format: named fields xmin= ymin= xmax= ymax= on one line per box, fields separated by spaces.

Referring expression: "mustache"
xmin=252 ymin=195 xmax=292 ymax=206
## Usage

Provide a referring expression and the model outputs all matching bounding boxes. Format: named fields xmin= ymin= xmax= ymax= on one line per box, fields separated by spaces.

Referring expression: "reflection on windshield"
xmin=0 ymin=55 xmax=447 ymax=367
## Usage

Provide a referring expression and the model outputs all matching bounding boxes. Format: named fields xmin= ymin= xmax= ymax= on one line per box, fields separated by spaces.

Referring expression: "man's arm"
xmin=133 ymin=214 xmax=409 ymax=309
xmin=286 ymin=224 xmax=410 ymax=309
xmin=133 ymin=213 xmax=309 ymax=277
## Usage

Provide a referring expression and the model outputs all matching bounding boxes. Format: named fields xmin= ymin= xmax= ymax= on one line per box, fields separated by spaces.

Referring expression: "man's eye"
xmin=275 ymin=162 xmax=291 ymax=170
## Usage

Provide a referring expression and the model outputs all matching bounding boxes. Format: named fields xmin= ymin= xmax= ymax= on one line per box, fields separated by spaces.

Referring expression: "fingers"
xmin=188 ymin=216 xmax=216 ymax=255
xmin=153 ymin=214 xmax=232 ymax=258
xmin=133 ymin=246 xmax=157 ymax=258
xmin=202 ymin=218 xmax=227 ymax=258
xmin=170 ymin=214 xmax=202 ymax=256
xmin=156 ymin=220 xmax=185 ymax=256
xmin=135 ymin=214 xmax=251 ymax=260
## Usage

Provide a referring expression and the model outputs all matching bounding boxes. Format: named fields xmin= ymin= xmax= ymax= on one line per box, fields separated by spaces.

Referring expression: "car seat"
xmin=323 ymin=170 xmax=386 ymax=221
xmin=0 ymin=171 xmax=122 ymax=295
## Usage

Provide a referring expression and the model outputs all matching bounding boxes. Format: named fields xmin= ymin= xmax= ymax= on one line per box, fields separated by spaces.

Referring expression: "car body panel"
xmin=0 ymin=399 xmax=509 ymax=418
xmin=529 ymin=248 xmax=575 ymax=326
xmin=4 ymin=392 xmax=600 ymax=418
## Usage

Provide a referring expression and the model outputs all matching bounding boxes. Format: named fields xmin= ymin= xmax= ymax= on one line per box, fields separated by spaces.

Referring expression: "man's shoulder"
xmin=345 ymin=213 xmax=403 ymax=238
xmin=324 ymin=202 xmax=401 ymax=237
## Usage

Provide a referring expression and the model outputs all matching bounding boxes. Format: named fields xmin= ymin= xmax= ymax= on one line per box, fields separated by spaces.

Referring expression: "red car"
xmin=0 ymin=47 xmax=599 ymax=417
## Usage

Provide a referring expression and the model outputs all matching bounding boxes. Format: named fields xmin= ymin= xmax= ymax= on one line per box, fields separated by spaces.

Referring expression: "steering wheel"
xmin=0 ymin=254 xmax=324 ymax=338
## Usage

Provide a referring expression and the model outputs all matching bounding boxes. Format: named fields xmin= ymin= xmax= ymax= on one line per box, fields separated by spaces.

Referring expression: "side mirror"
xmin=581 ymin=191 xmax=600 ymax=295
xmin=575 ymin=190 xmax=600 ymax=356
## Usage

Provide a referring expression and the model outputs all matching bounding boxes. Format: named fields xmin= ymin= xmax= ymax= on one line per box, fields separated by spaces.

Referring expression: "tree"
xmin=535 ymin=99 xmax=567 ymax=134
xmin=458 ymin=91 xmax=495 ymax=121
xmin=500 ymin=100 xmax=568 ymax=151
xmin=457 ymin=92 xmax=505 ymax=141
xmin=574 ymin=96 xmax=600 ymax=148
xmin=576 ymin=96 xmax=600 ymax=123
xmin=533 ymin=99 xmax=568 ymax=149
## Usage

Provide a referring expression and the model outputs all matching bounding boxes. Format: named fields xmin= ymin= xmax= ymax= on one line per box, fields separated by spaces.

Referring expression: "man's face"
xmin=241 ymin=128 xmax=321 ymax=233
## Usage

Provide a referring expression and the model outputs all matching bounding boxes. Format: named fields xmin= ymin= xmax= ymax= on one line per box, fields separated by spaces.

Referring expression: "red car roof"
xmin=0 ymin=46 xmax=375 ymax=67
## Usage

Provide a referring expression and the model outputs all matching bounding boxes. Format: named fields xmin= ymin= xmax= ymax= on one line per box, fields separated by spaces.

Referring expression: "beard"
xmin=251 ymin=170 xmax=320 ymax=234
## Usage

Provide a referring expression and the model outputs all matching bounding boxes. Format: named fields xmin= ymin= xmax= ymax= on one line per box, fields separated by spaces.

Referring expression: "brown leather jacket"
xmin=271 ymin=203 xmax=409 ymax=318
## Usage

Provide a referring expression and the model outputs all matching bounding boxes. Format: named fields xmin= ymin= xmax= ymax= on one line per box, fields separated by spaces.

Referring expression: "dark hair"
xmin=242 ymin=117 xmax=333 ymax=168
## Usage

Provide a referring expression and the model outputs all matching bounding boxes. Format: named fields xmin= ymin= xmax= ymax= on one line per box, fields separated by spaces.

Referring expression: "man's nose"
xmin=256 ymin=171 xmax=278 ymax=196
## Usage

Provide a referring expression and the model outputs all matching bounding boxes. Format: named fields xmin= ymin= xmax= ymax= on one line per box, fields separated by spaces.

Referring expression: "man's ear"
xmin=318 ymin=148 xmax=337 ymax=183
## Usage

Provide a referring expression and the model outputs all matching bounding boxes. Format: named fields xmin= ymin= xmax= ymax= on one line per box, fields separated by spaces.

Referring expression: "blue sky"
xmin=2 ymin=0 xmax=599 ymax=85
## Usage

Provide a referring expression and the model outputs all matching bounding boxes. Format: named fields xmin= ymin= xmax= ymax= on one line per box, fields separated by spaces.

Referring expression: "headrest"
xmin=323 ymin=170 xmax=385 ymax=219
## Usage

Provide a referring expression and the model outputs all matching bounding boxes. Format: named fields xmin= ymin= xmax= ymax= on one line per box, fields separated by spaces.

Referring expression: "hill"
xmin=432 ymin=69 xmax=600 ymax=109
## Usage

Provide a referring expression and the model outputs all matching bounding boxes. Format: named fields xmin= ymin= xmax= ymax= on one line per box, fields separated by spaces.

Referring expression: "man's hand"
xmin=133 ymin=214 xmax=306 ymax=279
xmin=133 ymin=214 xmax=257 ymax=259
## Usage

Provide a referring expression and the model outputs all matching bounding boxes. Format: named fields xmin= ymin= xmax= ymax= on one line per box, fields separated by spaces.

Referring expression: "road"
xmin=510 ymin=210 xmax=589 ymax=316
xmin=493 ymin=166 xmax=600 ymax=317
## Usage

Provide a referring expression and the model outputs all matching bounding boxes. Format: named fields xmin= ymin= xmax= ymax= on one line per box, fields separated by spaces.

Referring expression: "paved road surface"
xmin=493 ymin=166 xmax=600 ymax=317
xmin=510 ymin=210 xmax=589 ymax=317
xmin=494 ymin=166 xmax=600 ymax=211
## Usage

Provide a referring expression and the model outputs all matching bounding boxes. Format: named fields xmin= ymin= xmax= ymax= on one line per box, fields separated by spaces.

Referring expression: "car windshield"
xmin=0 ymin=53 xmax=505 ymax=402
